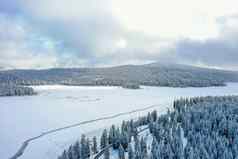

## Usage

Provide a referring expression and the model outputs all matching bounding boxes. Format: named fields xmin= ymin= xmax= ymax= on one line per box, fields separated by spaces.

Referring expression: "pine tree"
xmin=101 ymin=129 xmax=108 ymax=149
xmin=129 ymin=119 xmax=135 ymax=132
xmin=140 ymin=137 xmax=148 ymax=159
xmin=151 ymin=137 xmax=158 ymax=159
xmin=121 ymin=121 xmax=127 ymax=132
xmin=184 ymin=145 xmax=194 ymax=159
xmin=120 ymin=129 xmax=129 ymax=149
xmin=92 ymin=136 xmax=98 ymax=154
xmin=80 ymin=134 xmax=88 ymax=159
xmin=128 ymin=143 xmax=134 ymax=159
xmin=86 ymin=138 xmax=91 ymax=157
xmin=109 ymin=125 xmax=116 ymax=144
xmin=118 ymin=144 xmax=125 ymax=159
xmin=62 ymin=150 xmax=69 ymax=159
xmin=72 ymin=141 xmax=80 ymax=159
xmin=134 ymin=135 xmax=141 ymax=153
xmin=104 ymin=147 xmax=110 ymax=159
xmin=151 ymin=110 xmax=157 ymax=122
xmin=68 ymin=145 xmax=73 ymax=159
xmin=112 ymin=128 xmax=120 ymax=149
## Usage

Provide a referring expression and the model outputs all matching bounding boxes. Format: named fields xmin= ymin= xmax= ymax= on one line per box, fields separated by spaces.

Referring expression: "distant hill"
xmin=0 ymin=62 xmax=238 ymax=94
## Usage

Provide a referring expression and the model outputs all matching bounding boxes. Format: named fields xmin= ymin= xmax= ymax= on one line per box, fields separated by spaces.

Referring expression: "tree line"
xmin=2 ymin=62 xmax=238 ymax=92
xmin=0 ymin=84 xmax=36 ymax=96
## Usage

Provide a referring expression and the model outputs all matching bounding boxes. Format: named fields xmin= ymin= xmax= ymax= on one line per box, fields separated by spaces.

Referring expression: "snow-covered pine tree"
xmin=68 ymin=145 xmax=74 ymax=159
xmin=85 ymin=138 xmax=91 ymax=157
xmin=62 ymin=150 xmax=69 ymax=159
xmin=118 ymin=144 xmax=125 ymax=159
xmin=128 ymin=143 xmax=134 ymax=159
xmin=112 ymin=128 xmax=120 ymax=149
xmin=92 ymin=136 xmax=98 ymax=154
xmin=109 ymin=125 xmax=116 ymax=144
xmin=101 ymin=129 xmax=108 ymax=149
xmin=104 ymin=147 xmax=110 ymax=159
xmin=72 ymin=141 xmax=80 ymax=159
xmin=151 ymin=137 xmax=159 ymax=159
xmin=140 ymin=137 xmax=148 ymax=159
xmin=151 ymin=110 xmax=157 ymax=122
xmin=120 ymin=129 xmax=129 ymax=149
xmin=80 ymin=134 xmax=88 ymax=159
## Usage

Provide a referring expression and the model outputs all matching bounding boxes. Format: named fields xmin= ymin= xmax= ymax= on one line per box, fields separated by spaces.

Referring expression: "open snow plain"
xmin=1 ymin=83 xmax=238 ymax=159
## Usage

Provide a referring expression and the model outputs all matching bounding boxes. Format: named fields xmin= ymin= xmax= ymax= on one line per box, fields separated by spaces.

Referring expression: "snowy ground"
xmin=1 ymin=83 xmax=238 ymax=159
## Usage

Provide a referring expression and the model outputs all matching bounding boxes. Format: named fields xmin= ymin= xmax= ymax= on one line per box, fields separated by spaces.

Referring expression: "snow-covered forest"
xmin=0 ymin=73 xmax=36 ymax=96
xmin=58 ymin=96 xmax=238 ymax=159
xmin=1 ymin=62 xmax=238 ymax=97
xmin=0 ymin=84 xmax=35 ymax=96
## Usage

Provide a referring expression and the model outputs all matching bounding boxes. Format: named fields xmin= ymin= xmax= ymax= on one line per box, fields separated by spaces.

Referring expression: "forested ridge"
xmin=58 ymin=96 xmax=238 ymax=159
xmin=1 ymin=62 xmax=238 ymax=96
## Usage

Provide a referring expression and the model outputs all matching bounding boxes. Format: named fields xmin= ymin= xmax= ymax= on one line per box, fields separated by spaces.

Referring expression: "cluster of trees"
xmin=58 ymin=134 xmax=91 ymax=159
xmin=122 ymin=83 xmax=140 ymax=89
xmin=127 ymin=137 xmax=149 ymax=159
xmin=0 ymin=84 xmax=36 ymax=96
xmin=0 ymin=72 xmax=36 ymax=96
xmin=58 ymin=110 xmax=158 ymax=159
xmin=58 ymin=96 xmax=238 ymax=159
xmin=149 ymin=96 xmax=238 ymax=159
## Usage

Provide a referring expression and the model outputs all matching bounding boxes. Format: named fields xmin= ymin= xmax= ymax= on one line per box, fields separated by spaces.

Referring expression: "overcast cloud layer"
xmin=0 ymin=0 xmax=238 ymax=70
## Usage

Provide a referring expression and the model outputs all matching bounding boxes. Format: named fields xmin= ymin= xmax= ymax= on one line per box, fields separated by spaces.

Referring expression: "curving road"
xmin=9 ymin=104 xmax=161 ymax=159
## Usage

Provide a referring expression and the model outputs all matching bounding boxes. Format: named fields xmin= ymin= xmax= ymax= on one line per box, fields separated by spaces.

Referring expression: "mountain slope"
xmin=0 ymin=62 xmax=238 ymax=89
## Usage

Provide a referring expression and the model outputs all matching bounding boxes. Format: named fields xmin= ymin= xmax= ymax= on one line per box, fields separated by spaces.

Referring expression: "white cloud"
xmin=0 ymin=14 xmax=59 ymax=69
xmin=111 ymin=0 xmax=238 ymax=40
xmin=1 ymin=0 xmax=238 ymax=69
xmin=22 ymin=0 xmax=112 ymax=21
xmin=174 ymin=15 xmax=238 ymax=70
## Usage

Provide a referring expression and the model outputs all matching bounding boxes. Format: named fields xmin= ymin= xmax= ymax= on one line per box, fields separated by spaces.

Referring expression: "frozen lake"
xmin=1 ymin=83 xmax=238 ymax=159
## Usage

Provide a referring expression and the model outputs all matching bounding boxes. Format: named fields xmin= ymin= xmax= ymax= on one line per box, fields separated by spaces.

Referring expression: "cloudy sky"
xmin=0 ymin=0 xmax=238 ymax=70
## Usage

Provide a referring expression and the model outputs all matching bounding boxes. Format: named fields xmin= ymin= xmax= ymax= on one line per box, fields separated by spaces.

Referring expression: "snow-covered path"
xmin=9 ymin=104 xmax=159 ymax=159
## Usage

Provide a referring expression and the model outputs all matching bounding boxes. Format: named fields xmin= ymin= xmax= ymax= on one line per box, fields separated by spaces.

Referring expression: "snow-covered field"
xmin=1 ymin=83 xmax=238 ymax=159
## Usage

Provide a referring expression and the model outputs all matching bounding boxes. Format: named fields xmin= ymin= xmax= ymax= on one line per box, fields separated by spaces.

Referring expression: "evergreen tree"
xmin=104 ymin=147 xmax=110 ymax=159
xmin=151 ymin=110 xmax=157 ymax=122
xmin=80 ymin=134 xmax=88 ymax=159
xmin=61 ymin=150 xmax=69 ymax=159
xmin=72 ymin=141 xmax=80 ymax=159
xmin=128 ymin=143 xmax=134 ymax=159
xmin=92 ymin=136 xmax=98 ymax=154
xmin=140 ymin=137 xmax=148 ymax=159
xmin=151 ymin=137 xmax=158 ymax=159
xmin=85 ymin=138 xmax=91 ymax=157
xmin=101 ymin=129 xmax=108 ymax=149
xmin=109 ymin=125 xmax=116 ymax=144
xmin=68 ymin=145 xmax=73 ymax=159
xmin=147 ymin=112 xmax=152 ymax=123
xmin=118 ymin=144 xmax=125 ymax=159
xmin=112 ymin=128 xmax=120 ymax=149
xmin=120 ymin=129 xmax=129 ymax=149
